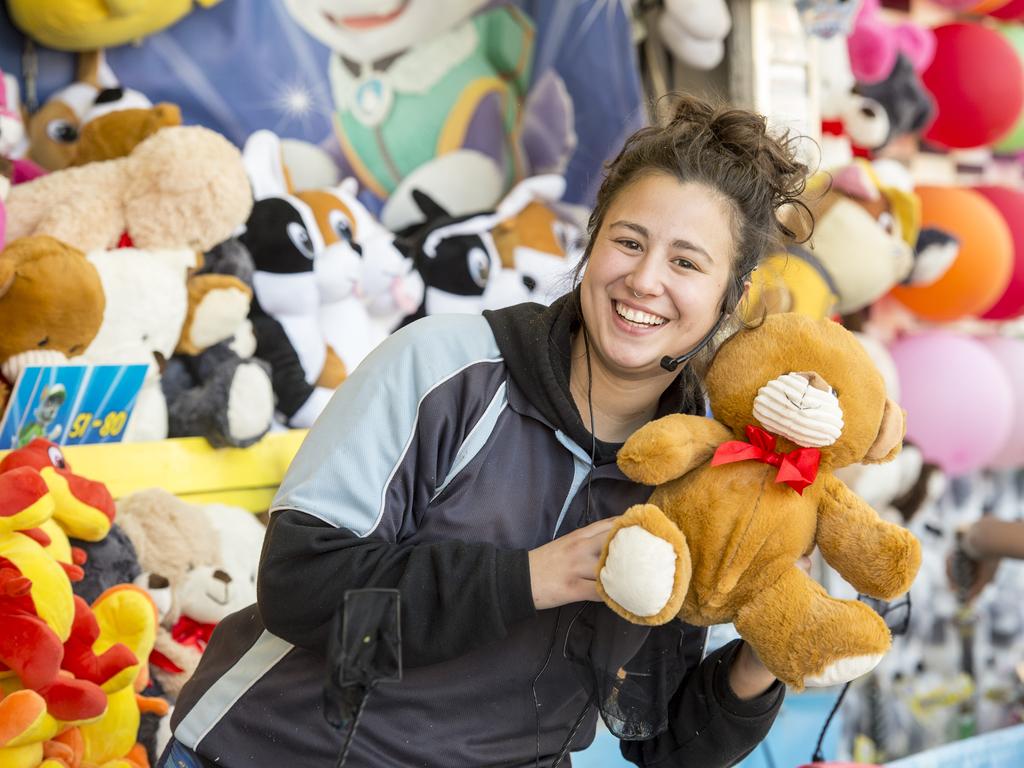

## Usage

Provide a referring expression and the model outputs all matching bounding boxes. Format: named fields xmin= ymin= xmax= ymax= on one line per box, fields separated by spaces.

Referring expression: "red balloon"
xmin=922 ymin=23 xmax=1024 ymax=148
xmin=976 ymin=186 xmax=1024 ymax=319
xmin=990 ymin=0 xmax=1024 ymax=19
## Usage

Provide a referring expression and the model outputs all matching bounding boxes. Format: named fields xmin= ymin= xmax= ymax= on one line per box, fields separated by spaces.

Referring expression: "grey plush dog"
xmin=162 ymin=238 xmax=275 ymax=448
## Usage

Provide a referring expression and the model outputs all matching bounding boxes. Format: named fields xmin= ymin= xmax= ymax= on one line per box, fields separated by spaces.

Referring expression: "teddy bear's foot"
xmin=597 ymin=504 xmax=691 ymax=625
xmin=735 ymin=566 xmax=892 ymax=690
xmin=804 ymin=653 xmax=885 ymax=688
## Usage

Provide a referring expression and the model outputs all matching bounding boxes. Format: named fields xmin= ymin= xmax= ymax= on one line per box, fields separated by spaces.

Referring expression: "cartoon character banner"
xmin=0 ymin=0 xmax=643 ymax=209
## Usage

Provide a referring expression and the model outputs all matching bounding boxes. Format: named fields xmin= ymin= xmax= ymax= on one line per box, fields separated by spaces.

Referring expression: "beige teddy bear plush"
xmin=117 ymin=488 xmax=266 ymax=698
xmin=6 ymin=124 xmax=251 ymax=254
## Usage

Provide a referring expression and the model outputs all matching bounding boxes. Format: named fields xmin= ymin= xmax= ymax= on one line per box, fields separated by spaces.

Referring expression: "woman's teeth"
xmin=615 ymin=301 xmax=667 ymax=327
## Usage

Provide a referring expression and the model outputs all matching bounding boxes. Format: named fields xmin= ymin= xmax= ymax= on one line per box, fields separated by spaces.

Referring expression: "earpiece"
xmin=660 ymin=311 xmax=727 ymax=372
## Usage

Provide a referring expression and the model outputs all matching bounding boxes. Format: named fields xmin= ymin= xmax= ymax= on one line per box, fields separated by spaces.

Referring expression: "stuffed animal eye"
xmin=328 ymin=210 xmax=354 ymax=244
xmin=46 ymin=445 xmax=66 ymax=469
xmin=46 ymin=119 xmax=79 ymax=143
xmin=286 ymin=222 xmax=315 ymax=259
xmin=467 ymin=247 xmax=490 ymax=288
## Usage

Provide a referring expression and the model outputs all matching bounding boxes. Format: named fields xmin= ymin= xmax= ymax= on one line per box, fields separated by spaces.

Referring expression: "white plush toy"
xmin=83 ymin=248 xmax=195 ymax=441
xmin=83 ymin=247 xmax=274 ymax=444
xmin=331 ymin=178 xmax=424 ymax=340
xmin=314 ymin=177 xmax=423 ymax=371
xmin=117 ymin=488 xmax=267 ymax=699
xmin=658 ymin=0 xmax=733 ymax=71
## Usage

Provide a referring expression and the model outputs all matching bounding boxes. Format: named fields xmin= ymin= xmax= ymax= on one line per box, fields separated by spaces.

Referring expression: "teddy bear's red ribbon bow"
xmin=711 ymin=425 xmax=821 ymax=495
xmin=171 ymin=615 xmax=217 ymax=652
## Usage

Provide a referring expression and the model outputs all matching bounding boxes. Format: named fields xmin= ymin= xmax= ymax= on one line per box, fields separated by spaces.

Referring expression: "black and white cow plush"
xmin=396 ymin=176 xmax=581 ymax=325
xmin=239 ymin=130 xmax=347 ymax=427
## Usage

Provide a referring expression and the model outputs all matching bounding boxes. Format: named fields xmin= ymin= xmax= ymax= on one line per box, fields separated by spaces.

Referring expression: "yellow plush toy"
xmin=739 ymin=161 xmax=919 ymax=322
xmin=78 ymin=585 xmax=164 ymax=768
xmin=740 ymin=245 xmax=839 ymax=322
xmin=7 ymin=0 xmax=222 ymax=51
xmin=596 ymin=313 xmax=921 ymax=690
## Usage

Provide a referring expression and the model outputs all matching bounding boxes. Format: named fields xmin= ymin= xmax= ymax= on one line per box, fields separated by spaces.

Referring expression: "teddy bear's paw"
xmin=803 ymin=653 xmax=884 ymax=688
xmin=227 ymin=362 xmax=275 ymax=444
xmin=600 ymin=525 xmax=678 ymax=620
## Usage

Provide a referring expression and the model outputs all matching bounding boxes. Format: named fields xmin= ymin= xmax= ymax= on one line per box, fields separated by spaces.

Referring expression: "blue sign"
xmin=0 ymin=364 xmax=149 ymax=449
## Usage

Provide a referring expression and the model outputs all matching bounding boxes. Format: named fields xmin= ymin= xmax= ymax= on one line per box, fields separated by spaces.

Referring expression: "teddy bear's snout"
xmin=753 ymin=372 xmax=845 ymax=448
xmin=213 ymin=569 xmax=232 ymax=584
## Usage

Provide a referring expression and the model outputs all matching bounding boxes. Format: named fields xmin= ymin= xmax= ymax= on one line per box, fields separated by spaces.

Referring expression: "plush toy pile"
xmin=0 ymin=439 xmax=266 ymax=767
xmin=0 ymin=50 xmax=584 ymax=445
xmin=0 ymin=438 xmax=166 ymax=768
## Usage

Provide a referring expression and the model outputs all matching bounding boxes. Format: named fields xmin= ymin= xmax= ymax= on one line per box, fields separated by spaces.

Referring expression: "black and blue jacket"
xmin=169 ymin=293 xmax=784 ymax=767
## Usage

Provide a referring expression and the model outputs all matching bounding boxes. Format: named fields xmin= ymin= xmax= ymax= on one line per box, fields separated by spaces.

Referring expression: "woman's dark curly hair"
xmin=577 ymin=93 xmax=813 ymax=323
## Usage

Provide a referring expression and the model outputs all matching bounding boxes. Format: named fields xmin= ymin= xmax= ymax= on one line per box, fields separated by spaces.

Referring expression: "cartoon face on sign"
xmin=281 ymin=0 xmax=488 ymax=61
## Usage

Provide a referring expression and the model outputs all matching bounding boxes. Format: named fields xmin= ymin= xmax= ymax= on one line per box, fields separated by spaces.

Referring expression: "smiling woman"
xmin=159 ymin=93 xmax=813 ymax=768
xmin=568 ymin=95 xmax=811 ymax=444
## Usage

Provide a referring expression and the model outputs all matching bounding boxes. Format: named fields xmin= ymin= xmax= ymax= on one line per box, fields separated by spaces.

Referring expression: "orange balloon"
xmin=890 ymin=187 xmax=1012 ymax=321
xmin=971 ymin=0 xmax=1012 ymax=12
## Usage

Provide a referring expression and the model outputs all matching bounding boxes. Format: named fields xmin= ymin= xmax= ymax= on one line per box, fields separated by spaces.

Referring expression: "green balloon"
xmin=994 ymin=23 xmax=1024 ymax=153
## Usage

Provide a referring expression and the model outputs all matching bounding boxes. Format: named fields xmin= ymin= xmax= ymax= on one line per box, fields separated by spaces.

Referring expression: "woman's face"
xmin=580 ymin=173 xmax=736 ymax=381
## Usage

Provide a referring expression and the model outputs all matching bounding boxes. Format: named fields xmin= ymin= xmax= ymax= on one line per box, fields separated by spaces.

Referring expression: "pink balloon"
xmin=980 ymin=337 xmax=1024 ymax=468
xmin=890 ymin=332 xmax=1014 ymax=476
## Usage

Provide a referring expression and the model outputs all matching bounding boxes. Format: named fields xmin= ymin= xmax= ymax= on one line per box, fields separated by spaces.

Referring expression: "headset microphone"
xmin=659 ymin=311 xmax=727 ymax=372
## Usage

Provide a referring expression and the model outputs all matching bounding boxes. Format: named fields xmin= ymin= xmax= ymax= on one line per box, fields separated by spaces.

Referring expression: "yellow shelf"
xmin=0 ymin=430 xmax=308 ymax=512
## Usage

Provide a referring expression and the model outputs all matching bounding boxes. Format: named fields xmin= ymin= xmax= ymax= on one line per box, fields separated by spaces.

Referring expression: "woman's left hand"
xmin=729 ymin=642 xmax=778 ymax=700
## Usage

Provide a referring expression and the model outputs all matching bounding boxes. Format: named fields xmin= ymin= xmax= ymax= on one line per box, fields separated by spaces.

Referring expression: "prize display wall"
xmin=1 ymin=1 xmax=1024 ymax=767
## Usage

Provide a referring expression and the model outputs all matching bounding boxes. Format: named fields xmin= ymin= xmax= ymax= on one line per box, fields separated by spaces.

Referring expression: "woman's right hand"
xmin=527 ymin=517 xmax=620 ymax=610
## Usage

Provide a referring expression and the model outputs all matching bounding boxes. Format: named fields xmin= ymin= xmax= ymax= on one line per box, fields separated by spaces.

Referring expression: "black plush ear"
xmin=411 ymin=189 xmax=449 ymax=222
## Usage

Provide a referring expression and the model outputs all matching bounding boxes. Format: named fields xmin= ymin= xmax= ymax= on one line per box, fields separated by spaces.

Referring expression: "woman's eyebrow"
xmin=609 ymin=220 xmax=648 ymax=238
xmin=609 ymin=220 xmax=713 ymax=262
xmin=671 ymin=238 xmax=712 ymax=262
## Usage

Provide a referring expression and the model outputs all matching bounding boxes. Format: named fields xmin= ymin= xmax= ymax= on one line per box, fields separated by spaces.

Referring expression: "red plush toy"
xmin=0 ymin=467 xmax=108 ymax=723
xmin=0 ymin=438 xmax=115 ymax=541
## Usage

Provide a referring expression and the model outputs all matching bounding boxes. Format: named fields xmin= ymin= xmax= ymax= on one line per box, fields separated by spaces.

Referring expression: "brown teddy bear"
xmin=0 ymin=235 xmax=106 ymax=410
xmin=6 ymin=124 xmax=251 ymax=254
xmin=596 ymin=313 xmax=921 ymax=690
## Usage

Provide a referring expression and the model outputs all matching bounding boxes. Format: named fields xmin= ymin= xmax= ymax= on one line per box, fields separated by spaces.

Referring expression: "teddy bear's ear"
xmin=863 ymin=399 xmax=906 ymax=464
